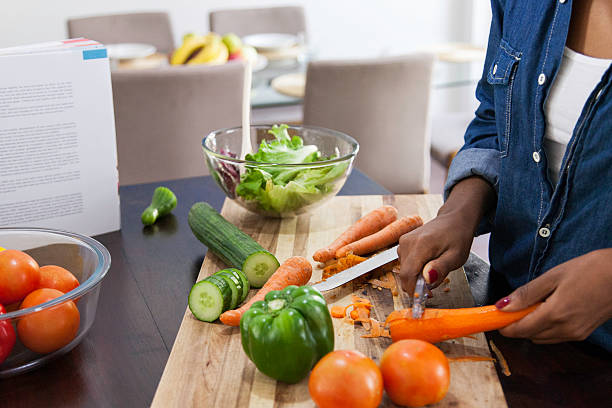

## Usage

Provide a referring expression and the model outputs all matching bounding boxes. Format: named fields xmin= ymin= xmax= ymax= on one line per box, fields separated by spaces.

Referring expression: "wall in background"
xmin=0 ymin=0 xmax=489 ymax=59
xmin=0 ymin=0 xmax=491 ymax=116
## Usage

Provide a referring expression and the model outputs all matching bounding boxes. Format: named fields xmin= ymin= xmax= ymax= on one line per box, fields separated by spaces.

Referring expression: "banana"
xmin=170 ymin=34 xmax=209 ymax=65
xmin=186 ymin=33 xmax=229 ymax=65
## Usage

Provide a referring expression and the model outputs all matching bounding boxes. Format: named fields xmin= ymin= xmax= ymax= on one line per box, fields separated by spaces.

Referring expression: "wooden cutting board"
xmin=152 ymin=195 xmax=507 ymax=407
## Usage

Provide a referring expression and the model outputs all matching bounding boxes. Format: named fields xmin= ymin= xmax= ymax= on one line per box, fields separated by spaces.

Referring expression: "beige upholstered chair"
xmin=111 ymin=63 xmax=244 ymax=185
xmin=303 ymin=54 xmax=435 ymax=194
xmin=209 ymin=6 xmax=306 ymax=37
xmin=67 ymin=12 xmax=174 ymax=54
xmin=430 ymin=111 xmax=474 ymax=171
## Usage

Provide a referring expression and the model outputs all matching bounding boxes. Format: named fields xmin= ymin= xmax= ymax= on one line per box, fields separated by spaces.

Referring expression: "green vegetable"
xmin=188 ymin=277 xmax=231 ymax=322
xmin=188 ymin=202 xmax=280 ymax=287
xmin=214 ymin=270 xmax=243 ymax=309
xmin=188 ymin=268 xmax=250 ymax=322
xmin=235 ymin=124 xmax=348 ymax=214
xmin=141 ymin=186 xmax=177 ymax=225
xmin=226 ymin=268 xmax=250 ymax=302
xmin=240 ymin=285 xmax=334 ymax=383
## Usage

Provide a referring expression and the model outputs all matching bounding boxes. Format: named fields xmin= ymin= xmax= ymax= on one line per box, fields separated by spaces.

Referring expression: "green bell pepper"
xmin=240 ymin=285 xmax=334 ymax=384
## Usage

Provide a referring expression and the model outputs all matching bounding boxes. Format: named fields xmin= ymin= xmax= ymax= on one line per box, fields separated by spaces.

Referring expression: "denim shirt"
xmin=445 ymin=0 xmax=612 ymax=350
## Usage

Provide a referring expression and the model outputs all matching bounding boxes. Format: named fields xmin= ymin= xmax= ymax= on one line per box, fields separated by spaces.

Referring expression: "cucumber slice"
xmin=243 ymin=251 xmax=280 ymax=288
xmin=205 ymin=275 xmax=233 ymax=310
xmin=214 ymin=270 xmax=242 ymax=309
xmin=188 ymin=279 xmax=230 ymax=322
xmin=228 ymin=268 xmax=250 ymax=303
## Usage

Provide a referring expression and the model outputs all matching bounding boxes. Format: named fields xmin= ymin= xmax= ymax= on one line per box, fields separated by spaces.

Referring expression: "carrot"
xmin=489 ymin=340 xmax=511 ymax=376
xmin=330 ymin=305 xmax=346 ymax=318
xmin=322 ymin=254 xmax=366 ymax=279
xmin=219 ymin=256 xmax=312 ymax=326
xmin=313 ymin=205 xmax=398 ymax=262
xmin=350 ymin=305 xmax=371 ymax=322
xmin=335 ymin=215 xmax=423 ymax=258
xmin=386 ymin=304 xmax=541 ymax=343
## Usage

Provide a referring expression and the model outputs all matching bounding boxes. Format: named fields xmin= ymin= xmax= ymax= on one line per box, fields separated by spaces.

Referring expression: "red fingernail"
xmin=495 ymin=297 xmax=511 ymax=309
xmin=428 ymin=269 xmax=438 ymax=283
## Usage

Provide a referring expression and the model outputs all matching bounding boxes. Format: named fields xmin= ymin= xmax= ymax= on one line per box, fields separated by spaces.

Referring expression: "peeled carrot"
xmin=219 ymin=256 xmax=312 ymax=326
xmin=313 ymin=205 xmax=398 ymax=262
xmin=386 ymin=304 xmax=540 ymax=343
xmin=335 ymin=215 xmax=423 ymax=258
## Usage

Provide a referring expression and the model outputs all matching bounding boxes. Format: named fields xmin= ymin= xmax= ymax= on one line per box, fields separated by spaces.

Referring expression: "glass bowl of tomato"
xmin=0 ymin=228 xmax=110 ymax=377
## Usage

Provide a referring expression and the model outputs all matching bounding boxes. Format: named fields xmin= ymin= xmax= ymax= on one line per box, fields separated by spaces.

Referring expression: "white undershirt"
xmin=544 ymin=47 xmax=611 ymax=186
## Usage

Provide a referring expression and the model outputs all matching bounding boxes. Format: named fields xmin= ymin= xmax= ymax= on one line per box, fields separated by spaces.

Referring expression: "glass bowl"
xmin=0 ymin=228 xmax=110 ymax=377
xmin=202 ymin=125 xmax=359 ymax=217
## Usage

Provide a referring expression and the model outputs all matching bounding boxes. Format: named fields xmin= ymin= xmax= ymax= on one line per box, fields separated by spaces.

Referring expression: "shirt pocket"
xmin=487 ymin=39 xmax=522 ymax=156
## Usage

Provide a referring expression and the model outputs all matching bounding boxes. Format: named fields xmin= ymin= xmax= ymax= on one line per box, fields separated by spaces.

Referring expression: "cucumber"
xmin=188 ymin=202 xmax=280 ymax=288
xmin=243 ymin=251 xmax=280 ymax=288
xmin=205 ymin=274 xmax=233 ymax=309
xmin=227 ymin=268 xmax=250 ymax=303
xmin=141 ymin=186 xmax=177 ymax=226
xmin=213 ymin=270 xmax=242 ymax=309
xmin=188 ymin=278 xmax=231 ymax=322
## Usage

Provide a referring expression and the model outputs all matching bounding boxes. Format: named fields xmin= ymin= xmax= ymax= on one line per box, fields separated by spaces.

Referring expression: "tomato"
xmin=0 ymin=304 xmax=16 ymax=364
xmin=17 ymin=288 xmax=80 ymax=354
xmin=380 ymin=339 xmax=450 ymax=407
xmin=0 ymin=250 xmax=40 ymax=305
xmin=38 ymin=265 xmax=79 ymax=293
xmin=309 ymin=350 xmax=383 ymax=408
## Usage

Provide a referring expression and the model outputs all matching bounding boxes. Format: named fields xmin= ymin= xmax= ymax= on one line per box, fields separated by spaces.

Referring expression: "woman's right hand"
xmin=397 ymin=176 xmax=497 ymax=295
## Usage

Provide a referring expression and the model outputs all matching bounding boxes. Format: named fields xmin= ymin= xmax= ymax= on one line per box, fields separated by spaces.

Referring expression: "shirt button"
xmin=532 ymin=151 xmax=541 ymax=163
xmin=492 ymin=64 xmax=498 ymax=75
xmin=539 ymin=227 xmax=551 ymax=238
xmin=559 ymin=0 xmax=566 ymax=3
xmin=538 ymin=73 xmax=546 ymax=85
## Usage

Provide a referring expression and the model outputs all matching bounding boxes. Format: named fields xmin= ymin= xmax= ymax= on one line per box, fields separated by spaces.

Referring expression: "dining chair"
xmin=303 ymin=54 xmax=435 ymax=194
xmin=430 ymin=111 xmax=474 ymax=171
xmin=209 ymin=6 xmax=306 ymax=38
xmin=67 ymin=12 xmax=175 ymax=54
xmin=111 ymin=62 xmax=244 ymax=185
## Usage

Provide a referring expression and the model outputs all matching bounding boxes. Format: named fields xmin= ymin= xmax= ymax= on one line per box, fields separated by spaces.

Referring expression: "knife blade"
xmin=412 ymin=274 xmax=428 ymax=319
xmin=312 ymin=245 xmax=399 ymax=292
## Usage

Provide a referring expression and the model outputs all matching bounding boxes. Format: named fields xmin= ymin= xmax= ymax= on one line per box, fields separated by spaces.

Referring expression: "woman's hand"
xmin=397 ymin=211 xmax=474 ymax=294
xmin=497 ymin=248 xmax=612 ymax=343
xmin=398 ymin=176 xmax=496 ymax=294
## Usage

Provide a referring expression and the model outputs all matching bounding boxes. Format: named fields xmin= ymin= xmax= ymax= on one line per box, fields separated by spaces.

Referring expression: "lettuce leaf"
xmin=235 ymin=125 xmax=348 ymax=213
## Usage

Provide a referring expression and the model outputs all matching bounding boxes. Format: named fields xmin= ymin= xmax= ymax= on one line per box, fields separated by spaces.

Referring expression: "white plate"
xmin=242 ymin=33 xmax=298 ymax=52
xmin=271 ymin=72 xmax=306 ymax=98
xmin=105 ymin=43 xmax=156 ymax=60
xmin=252 ymin=54 xmax=268 ymax=72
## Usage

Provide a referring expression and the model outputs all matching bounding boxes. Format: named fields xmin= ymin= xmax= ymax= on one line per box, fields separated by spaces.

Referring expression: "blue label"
xmin=82 ymin=48 xmax=108 ymax=60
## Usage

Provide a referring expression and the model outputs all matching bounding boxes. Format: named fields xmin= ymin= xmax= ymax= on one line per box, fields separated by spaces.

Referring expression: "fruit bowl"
xmin=0 ymin=228 xmax=110 ymax=377
xmin=202 ymin=125 xmax=359 ymax=217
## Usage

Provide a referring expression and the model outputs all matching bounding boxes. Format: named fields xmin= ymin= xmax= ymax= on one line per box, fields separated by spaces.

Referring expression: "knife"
xmin=312 ymin=245 xmax=399 ymax=292
xmin=412 ymin=274 xmax=428 ymax=319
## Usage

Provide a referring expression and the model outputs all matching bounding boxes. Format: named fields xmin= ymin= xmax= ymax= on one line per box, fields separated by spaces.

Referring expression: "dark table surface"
xmin=0 ymin=169 xmax=609 ymax=407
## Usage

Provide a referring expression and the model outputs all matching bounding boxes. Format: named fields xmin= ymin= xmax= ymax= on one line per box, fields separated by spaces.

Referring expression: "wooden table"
xmin=0 ymin=170 xmax=608 ymax=407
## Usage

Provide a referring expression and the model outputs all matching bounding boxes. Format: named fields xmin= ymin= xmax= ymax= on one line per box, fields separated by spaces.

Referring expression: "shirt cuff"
xmin=443 ymin=147 xmax=500 ymax=235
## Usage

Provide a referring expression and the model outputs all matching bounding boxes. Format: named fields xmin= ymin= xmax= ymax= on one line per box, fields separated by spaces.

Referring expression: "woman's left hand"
xmin=496 ymin=248 xmax=612 ymax=344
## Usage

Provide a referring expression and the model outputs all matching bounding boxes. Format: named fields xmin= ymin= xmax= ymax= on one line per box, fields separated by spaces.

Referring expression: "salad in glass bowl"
xmin=202 ymin=124 xmax=359 ymax=217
